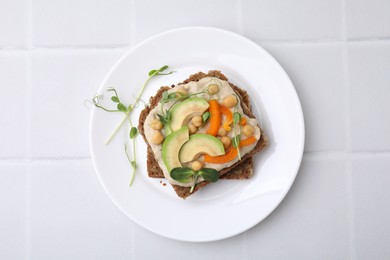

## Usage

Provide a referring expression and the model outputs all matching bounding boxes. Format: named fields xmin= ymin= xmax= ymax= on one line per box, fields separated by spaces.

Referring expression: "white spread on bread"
xmin=144 ymin=77 xmax=261 ymax=187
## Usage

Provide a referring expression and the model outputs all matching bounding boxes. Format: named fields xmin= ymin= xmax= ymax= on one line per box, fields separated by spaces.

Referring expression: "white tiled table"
xmin=1 ymin=0 xmax=389 ymax=259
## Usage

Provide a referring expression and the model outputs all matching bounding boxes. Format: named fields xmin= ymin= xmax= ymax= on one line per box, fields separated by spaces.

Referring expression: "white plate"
xmin=90 ymin=27 xmax=304 ymax=242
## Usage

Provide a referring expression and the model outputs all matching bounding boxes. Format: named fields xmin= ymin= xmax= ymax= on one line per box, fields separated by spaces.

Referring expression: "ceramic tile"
xmin=135 ymin=0 xmax=238 ymax=42
xmin=246 ymin=156 xmax=349 ymax=259
xmin=32 ymin=0 xmax=132 ymax=46
xmin=0 ymin=0 xmax=389 ymax=259
xmin=133 ymin=225 xmax=245 ymax=260
xmin=348 ymin=43 xmax=390 ymax=151
xmin=30 ymin=49 xmax=126 ymax=158
xmin=30 ymin=160 xmax=135 ymax=260
xmin=0 ymin=0 xmax=28 ymax=47
xmin=0 ymin=163 xmax=27 ymax=260
xmin=0 ymin=53 xmax=28 ymax=158
xmin=346 ymin=0 xmax=390 ymax=39
xmin=351 ymin=156 xmax=390 ymax=259
xmin=242 ymin=0 xmax=342 ymax=41
xmin=262 ymin=43 xmax=345 ymax=152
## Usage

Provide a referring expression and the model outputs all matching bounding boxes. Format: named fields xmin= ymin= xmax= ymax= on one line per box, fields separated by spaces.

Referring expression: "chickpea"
xmin=150 ymin=119 xmax=163 ymax=130
xmin=221 ymin=136 xmax=232 ymax=149
xmin=242 ymin=125 xmax=255 ymax=137
xmin=207 ymin=84 xmax=219 ymax=95
xmin=176 ymin=87 xmax=187 ymax=96
xmin=188 ymin=124 xmax=198 ymax=134
xmin=151 ymin=131 xmax=164 ymax=145
xmin=191 ymin=160 xmax=204 ymax=171
xmin=222 ymin=95 xmax=237 ymax=108
xmin=191 ymin=115 xmax=203 ymax=127
xmin=218 ymin=127 xmax=227 ymax=137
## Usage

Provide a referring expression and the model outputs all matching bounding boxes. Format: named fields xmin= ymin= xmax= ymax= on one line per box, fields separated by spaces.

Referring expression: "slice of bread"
xmin=138 ymin=71 xmax=268 ymax=199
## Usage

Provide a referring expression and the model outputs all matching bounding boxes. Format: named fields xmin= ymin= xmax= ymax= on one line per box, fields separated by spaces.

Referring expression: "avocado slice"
xmin=179 ymin=134 xmax=225 ymax=163
xmin=162 ymin=126 xmax=190 ymax=172
xmin=169 ymin=97 xmax=209 ymax=132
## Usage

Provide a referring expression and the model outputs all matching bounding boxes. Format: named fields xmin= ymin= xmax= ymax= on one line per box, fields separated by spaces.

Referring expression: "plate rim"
xmin=89 ymin=26 xmax=305 ymax=242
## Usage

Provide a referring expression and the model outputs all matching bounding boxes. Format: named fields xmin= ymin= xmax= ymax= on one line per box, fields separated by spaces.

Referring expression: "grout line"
xmin=1 ymin=39 xmax=390 ymax=52
xmin=27 ymin=0 xmax=33 ymax=49
xmin=25 ymin=164 xmax=32 ymax=260
xmin=2 ymin=151 xmax=390 ymax=164
xmin=242 ymin=232 xmax=248 ymax=260
xmin=26 ymin=0 xmax=33 ymax=258
xmin=304 ymin=150 xmax=390 ymax=156
xmin=29 ymin=157 xmax=92 ymax=162
xmin=349 ymin=151 xmax=390 ymax=155
xmin=341 ymin=0 xmax=347 ymax=42
xmin=347 ymin=152 xmax=390 ymax=158
xmin=236 ymin=0 xmax=243 ymax=34
xmin=0 ymin=157 xmax=30 ymax=162
xmin=0 ymin=158 xmax=92 ymax=167
xmin=0 ymin=158 xmax=94 ymax=165
xmin=346 ymin=159 xmax=356 ymax=260
xmin=256 ymin=38 xmax=390 ymax=45
xmin=303 ymin=151 xmax=346 ymax=156
xmin=26 ymin=53 xmax=33 ymax=162
xmin=0 ymin=46 xmax=131 ymax=52
xmin=131 ymin=225 xmax=136 ymax=259
xmin=303 ymin=151 xmax=347 ymax=160
xmin=0 ymin=160 xmax=33 ymax=166
xmin=256 ymin=39 xmax=342 ymax=45
xmin=342 ymin=1 xmax=356 ymax=259
xmin=342 ymin=23 xmax=351 ymax=153
xmin=303 ymin=151 xmax=390 ymax=161
xmin=348 ymin=37 xmax=390 ymax=42
xmin=31 ymin=44 xmax=132 ymax=49
xmin=0 ymin=47 xmax=29 ymax=51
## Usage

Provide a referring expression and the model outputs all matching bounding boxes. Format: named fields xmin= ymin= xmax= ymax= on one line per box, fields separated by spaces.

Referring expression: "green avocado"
xmin=162 ymin=126 xmax=190 ymax=172
xmin=179 ymin=133 xmax=225 ymax=163
xmin=169 ymin=97 xmax=209 ymax=132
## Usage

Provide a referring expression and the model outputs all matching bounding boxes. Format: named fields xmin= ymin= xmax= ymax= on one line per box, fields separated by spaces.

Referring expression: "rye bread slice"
xmin=138 ymin=70 xmax=269 ymax=199
xmin=139 ymin=84 xmax=255 ymax=180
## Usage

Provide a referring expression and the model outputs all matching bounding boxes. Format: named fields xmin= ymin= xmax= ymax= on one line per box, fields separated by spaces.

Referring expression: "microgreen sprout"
xmin=232 ymin=95 xmax=243 ymax=160
xmin=170 ymin=167 xmax=219 ymax=193
xmin=156 ymin=89 xmax=206 ymax=131
xmin=160 ymin=90 xmax=205 ymax=104
xmin=104 ymin=65 xmax=175 ymax=145
xmin=202 ymin=111 xmax=210 ymax=124
xmin=125 ymin=144 xmax=136 ymax=186
xmin=91 ymin=65 xmax=174 ymax=186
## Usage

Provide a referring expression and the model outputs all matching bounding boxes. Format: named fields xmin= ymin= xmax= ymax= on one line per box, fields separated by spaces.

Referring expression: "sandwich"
xmin=138 ymin=70 xmax=268 ymax=199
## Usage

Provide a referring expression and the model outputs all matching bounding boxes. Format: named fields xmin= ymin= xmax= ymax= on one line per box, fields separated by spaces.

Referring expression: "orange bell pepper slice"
xmin=220 ymin=105 xmax=233 ymax=132
xmin=204 ymin=136 xmax=258 ymax=164
xmin=205 ymin=100 xmax=221 ymax=136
